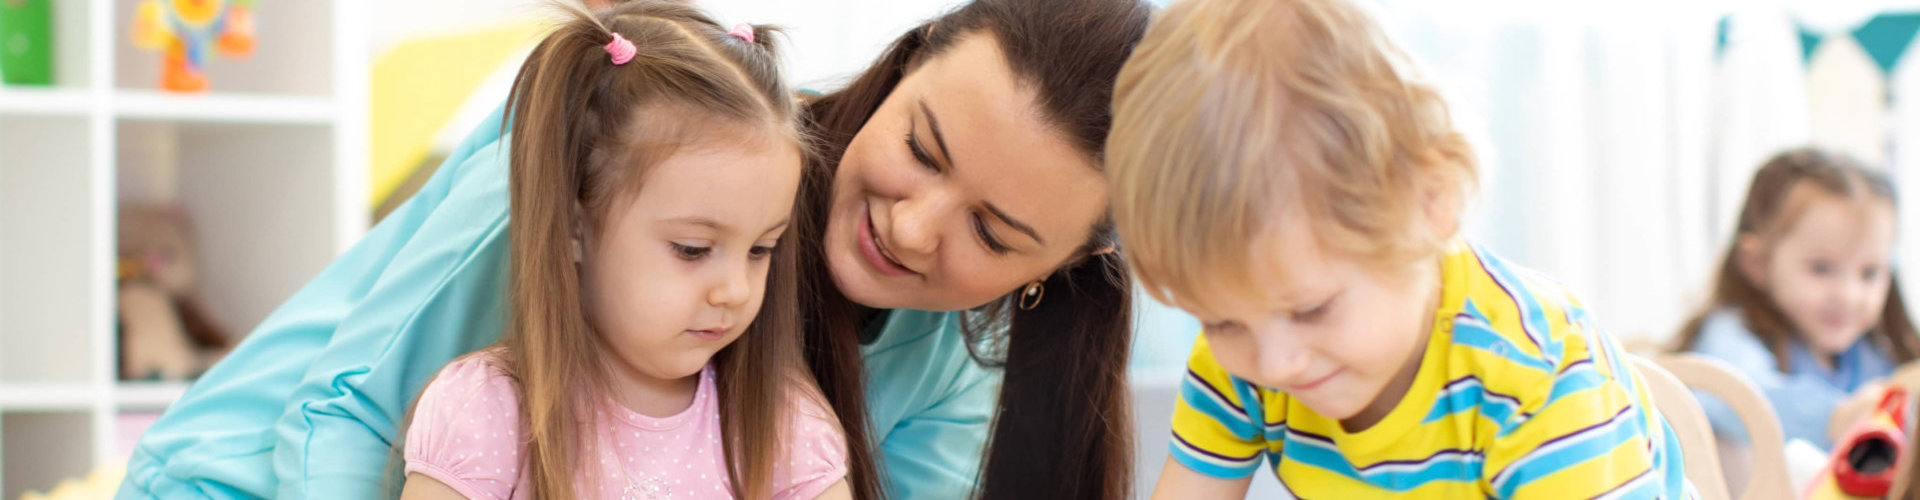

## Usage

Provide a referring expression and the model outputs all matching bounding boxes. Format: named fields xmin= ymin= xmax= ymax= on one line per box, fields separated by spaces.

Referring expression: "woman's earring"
xmin=1018 ymin=280 xmax=1045 ymax=310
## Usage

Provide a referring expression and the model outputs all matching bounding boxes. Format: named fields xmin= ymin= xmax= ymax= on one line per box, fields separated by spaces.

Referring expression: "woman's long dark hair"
xmin=796 ymin=0 xmax=1153 ymax=498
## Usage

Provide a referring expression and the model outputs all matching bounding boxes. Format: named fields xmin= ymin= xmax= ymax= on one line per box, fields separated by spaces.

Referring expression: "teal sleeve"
xmin=116 ymin=104 xmax=513 ymax=499
xmin=269 ymin=106 xmax=513 ymax=499
xmin=861 ymin=311 xmax=1002 ymax=500
xmin=876 ymin=363 xmax=997 ymax=499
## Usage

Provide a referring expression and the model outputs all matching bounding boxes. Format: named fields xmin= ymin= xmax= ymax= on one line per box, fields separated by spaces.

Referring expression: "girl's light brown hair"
xmin=1107 ymin=0 xmax=1477 ymax=318
xmin=1675 ymin=147 xmax=1920 ymax=372
xmin=492 ymin=1 xmax=806 ymax=499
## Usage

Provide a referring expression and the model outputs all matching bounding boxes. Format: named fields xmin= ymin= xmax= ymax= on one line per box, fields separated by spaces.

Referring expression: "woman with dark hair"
xmin=118 ymin=1 xmax=1153 ymax=499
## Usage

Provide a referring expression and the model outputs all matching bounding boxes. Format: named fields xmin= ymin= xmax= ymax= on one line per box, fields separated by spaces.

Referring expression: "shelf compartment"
xmin=0 ymin=115 xmax=97 ymax=384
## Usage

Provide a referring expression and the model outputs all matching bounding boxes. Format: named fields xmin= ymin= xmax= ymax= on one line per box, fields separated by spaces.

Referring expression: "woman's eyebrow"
xmin=984 ymin=203 xmax=1043 ymax=245
xmin=920 ymin=99 xmax=958 ymax=170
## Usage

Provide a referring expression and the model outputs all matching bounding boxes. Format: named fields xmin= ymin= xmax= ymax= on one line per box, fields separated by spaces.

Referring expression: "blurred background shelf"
xmin=0 ymin=0 xmax=368 ymax=497
xmin=0 ymin=383 xmax=95 ymax=412
xmin=0 ymin=87 xmax=92 ymax=116
xmin=0 ymin=89 xmax=336 ymax=122
xmin=112 ymin=382 xmax=189 ymax=412
xmin=113 ymin=90 xmax=336 ymax=124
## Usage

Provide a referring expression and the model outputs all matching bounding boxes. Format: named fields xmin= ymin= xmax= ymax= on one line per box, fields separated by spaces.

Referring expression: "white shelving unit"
xmin=0 ymin=87 xmax=91 ymax=116
xmin=0 ymin=0 xmax=368 ymax=497
xmin=114 ymin=90 xmax=337 ymax=124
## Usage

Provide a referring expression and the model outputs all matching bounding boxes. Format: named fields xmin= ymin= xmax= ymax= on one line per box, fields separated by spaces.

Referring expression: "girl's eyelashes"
xmin=1800 ymin=259 xmax=1896 ymax=281
xmin=672 ymin=241 xmax=780 ymax=261
xmin=1863 ymin=264 xmax=1886 ymax=281
xmin=670 ymin=242 xmax=711 ymax=261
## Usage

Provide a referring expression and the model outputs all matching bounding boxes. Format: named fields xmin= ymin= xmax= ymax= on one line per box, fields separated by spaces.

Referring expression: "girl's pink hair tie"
xmin=728 ymin=23 xmax=755 ymax=44
xmin=605 ymin=32 xmax=636 ymax=65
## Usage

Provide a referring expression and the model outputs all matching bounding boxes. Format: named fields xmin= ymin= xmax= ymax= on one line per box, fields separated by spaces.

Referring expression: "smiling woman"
xmin=823 ymin=35 xmax=1111 ymax=312
xmin=799 ymin=1 xmax=1152 ymax=498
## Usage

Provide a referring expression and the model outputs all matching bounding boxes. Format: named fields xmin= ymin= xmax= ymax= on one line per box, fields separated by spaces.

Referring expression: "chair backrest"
xmin=1652 ymin=353 xmax=1795 ymax=500
xmin=1630 ymin=353 xmax=1733 ymax=500
xmin=1884 ymin=363 xmax=1920 ymax=499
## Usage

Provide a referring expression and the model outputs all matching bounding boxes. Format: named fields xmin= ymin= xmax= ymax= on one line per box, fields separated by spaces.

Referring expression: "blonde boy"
xmin=1107 ymin=0 xmax=1693 ymax=497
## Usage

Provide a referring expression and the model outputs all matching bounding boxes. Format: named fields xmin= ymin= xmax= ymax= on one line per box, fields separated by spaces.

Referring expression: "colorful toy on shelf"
xmin=1805 ymin=387 xmax=1909 ymax=499
xmin=130 ymin=0 xmax=256 ymax=92
xmin=0 ymin=0 xmax=55 ymax=85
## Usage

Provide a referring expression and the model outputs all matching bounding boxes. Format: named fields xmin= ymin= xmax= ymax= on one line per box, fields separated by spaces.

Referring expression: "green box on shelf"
xmin=0 ymin=0 xmax=54 ymax=86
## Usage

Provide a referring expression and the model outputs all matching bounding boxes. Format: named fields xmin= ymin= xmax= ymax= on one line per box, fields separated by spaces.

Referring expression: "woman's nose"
xmin=886 ymin=189 xmax=959 ymax=258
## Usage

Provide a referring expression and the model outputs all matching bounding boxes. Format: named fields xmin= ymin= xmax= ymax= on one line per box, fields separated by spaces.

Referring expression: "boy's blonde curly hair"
xmin=1108 ymin=0 xmax=1478 ymax=316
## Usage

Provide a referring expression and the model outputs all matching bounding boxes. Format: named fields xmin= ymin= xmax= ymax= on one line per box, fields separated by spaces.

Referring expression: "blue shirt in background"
xmin=1686 ymin=307 xmax=1894 ymax=450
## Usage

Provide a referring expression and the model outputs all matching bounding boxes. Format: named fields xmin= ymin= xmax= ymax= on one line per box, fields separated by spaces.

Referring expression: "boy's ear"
xmin=1418 ymin=172 xmax=1463 ymax=243
xmin=1737 ymin=234 xmax=1769 ymax=288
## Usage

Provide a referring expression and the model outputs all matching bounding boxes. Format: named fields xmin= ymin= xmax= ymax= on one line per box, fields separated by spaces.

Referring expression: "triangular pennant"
xmin=1800 ymin=22 xmax=1825 ymax=65
xmin=1851 ymin=12 xmax=1920 ymax=76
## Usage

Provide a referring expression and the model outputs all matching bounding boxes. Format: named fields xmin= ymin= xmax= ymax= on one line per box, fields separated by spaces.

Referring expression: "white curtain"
xmin=1351 ymin=2 xmax=1836 ymax=348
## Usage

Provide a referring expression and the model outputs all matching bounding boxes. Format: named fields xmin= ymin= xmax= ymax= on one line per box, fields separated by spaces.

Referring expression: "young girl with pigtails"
xmin=398 ymin=2 xmax=849 ymax=499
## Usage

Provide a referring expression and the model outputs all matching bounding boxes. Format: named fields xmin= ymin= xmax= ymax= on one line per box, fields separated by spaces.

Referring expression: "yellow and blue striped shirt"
xmin=1169 ymin=242 xmax=1692 ymax=498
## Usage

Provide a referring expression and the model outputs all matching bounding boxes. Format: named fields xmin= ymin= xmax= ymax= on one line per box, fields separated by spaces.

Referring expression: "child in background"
xmin=1676 ymin=148 xmax=1919 ymax=452
xmin=1106 ymin=0 xmax=1692 ymax=497
xmin=397 ymin=2 xmax=848 ymax=499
